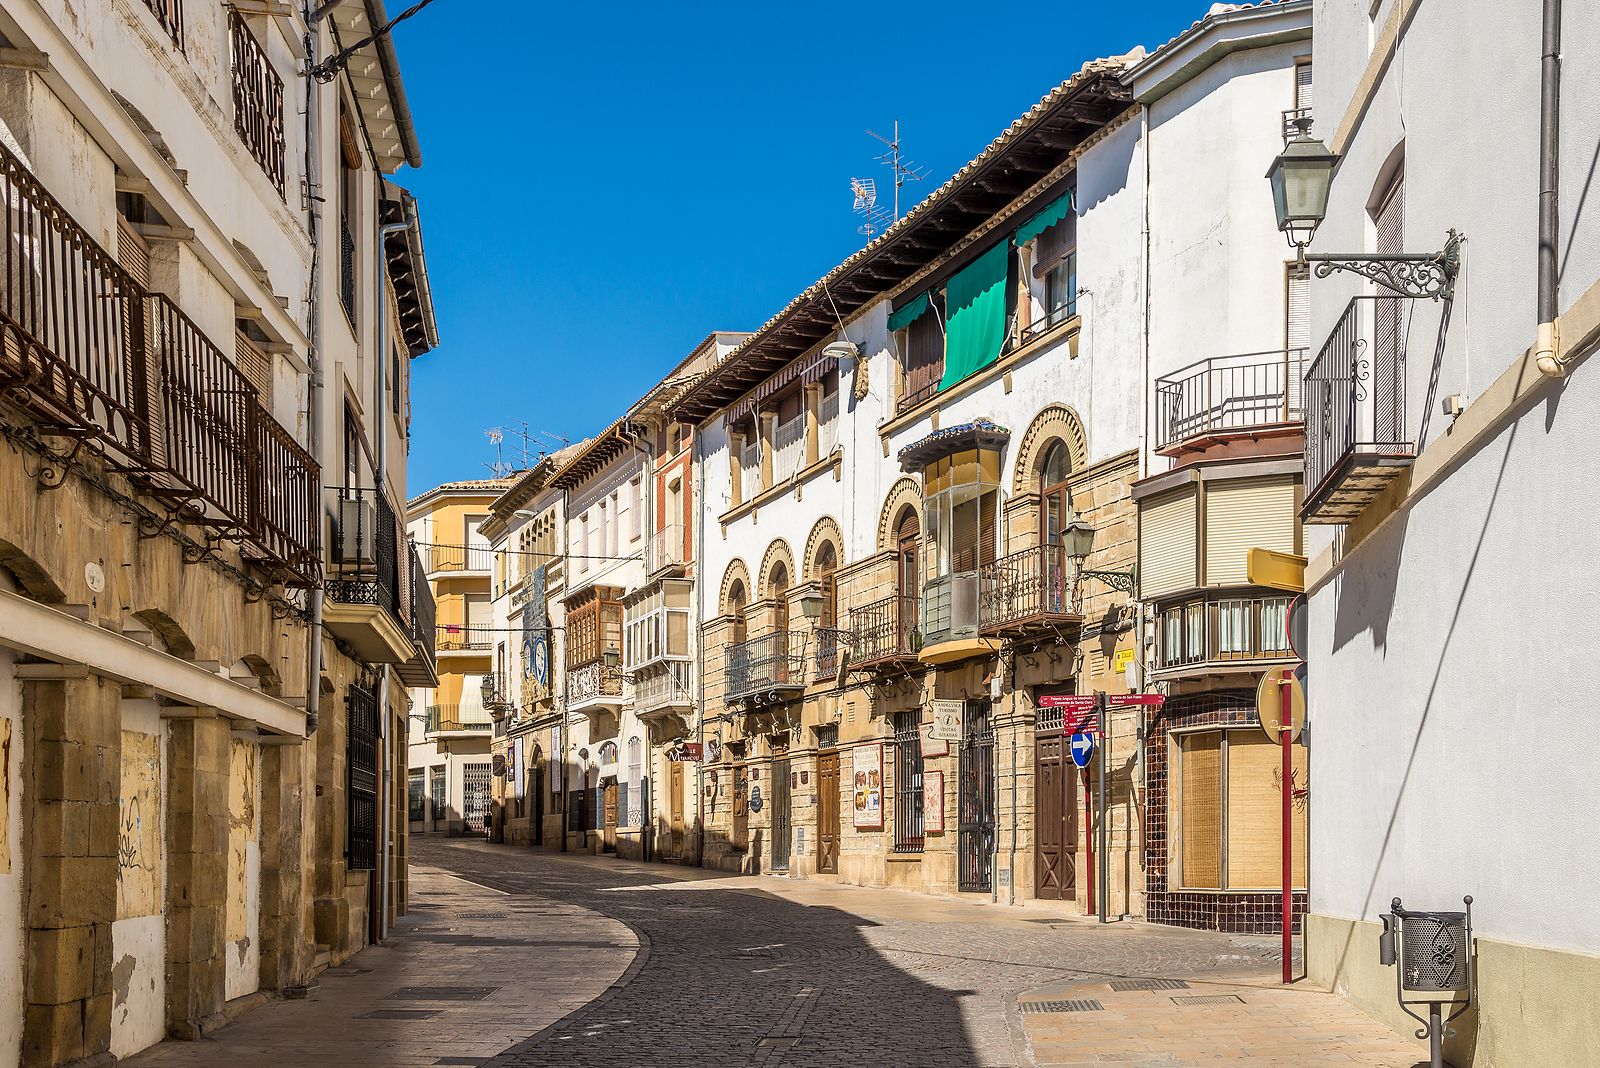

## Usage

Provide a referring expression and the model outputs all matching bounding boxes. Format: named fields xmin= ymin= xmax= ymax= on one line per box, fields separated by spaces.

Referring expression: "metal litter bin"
xmin=1379 ymin=896 xmax=1474 ymax=1068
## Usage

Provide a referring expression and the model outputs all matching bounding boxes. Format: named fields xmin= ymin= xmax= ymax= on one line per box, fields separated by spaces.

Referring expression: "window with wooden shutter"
xmin=1138 ymin=487 xmax=1198 ymax=598
xmin=1203 ymin=477 xmax=1297 ymax=587
xmin=1177 ymin=732 xmax=1222 ymax=889
xmin=901 ymin=304 xmax=944 ymax=409
xmin=1225 ymin=733 xmax=1308 ymax=889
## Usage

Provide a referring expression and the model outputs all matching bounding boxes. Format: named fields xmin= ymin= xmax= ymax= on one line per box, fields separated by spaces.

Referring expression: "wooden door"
xmin=731 ymin=764 xmax=749 ymax=851
xmin=1034 ymin=733 xmax=1077 ymax=899
xmin=669 ymin=759 xmax=685 ymax=833
xmin=816 ymin=751 xmax=840 ymax=874
xmin=897 ymin=510 xmax=921 ymax=646
xmin=603 ymin=781 xmax=619 ymax=852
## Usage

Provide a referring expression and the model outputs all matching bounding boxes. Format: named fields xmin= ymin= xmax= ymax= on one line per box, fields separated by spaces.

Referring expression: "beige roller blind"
xmin=1178 ymin=733 xmax=1222 ymax=889
xmin=1138 ymin=487 xmax=1197 ymax=598
xmin=1224 ymin=733 xmax=1307 ymax=889
xmin=1295 ymin=60 xmax=1313 ymax=112
xmin=1204 ymin=477 xmax=1297 ymax=587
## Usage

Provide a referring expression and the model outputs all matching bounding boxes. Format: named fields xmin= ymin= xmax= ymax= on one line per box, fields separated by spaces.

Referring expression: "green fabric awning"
xmin=938 ymin=241 xmax=1010 ymax=391
xmin=887 ymin=291 xmax=932 ymax=333
xmin=1013 ymin=191 xmax=1074 ymax=247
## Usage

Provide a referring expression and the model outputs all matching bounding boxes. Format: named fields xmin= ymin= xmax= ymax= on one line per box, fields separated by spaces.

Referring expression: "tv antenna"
xmin=851 ymin=177 xmax=890 ymax=239
xmin=866 ymin=121 xmax=929 ymax=223
xmin=483 ymin=422 xmax=543 ymax=479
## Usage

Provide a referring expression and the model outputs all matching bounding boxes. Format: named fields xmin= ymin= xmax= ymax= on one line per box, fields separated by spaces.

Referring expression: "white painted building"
xmin=1298 ymin=0 xmax=1600 ymax=1064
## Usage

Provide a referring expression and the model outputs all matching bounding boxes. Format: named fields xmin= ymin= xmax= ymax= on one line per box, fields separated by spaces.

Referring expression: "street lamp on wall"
xmin=1266 ymin=118 xmax=1462 ymax=301
xmin=1063 ymin=519 xmax=1136 ymax=596
xmin=797 ymin=588 xmax=825 ymax=623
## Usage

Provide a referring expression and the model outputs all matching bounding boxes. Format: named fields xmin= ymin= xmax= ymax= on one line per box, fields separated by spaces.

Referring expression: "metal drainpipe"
xmin=1006 ymin=652 xmax=1018 ymax=907
xmin=693 ymin=423 xmax=707 ymax=868
xmin=1535 ymin=0 xmax=1564 ymax=376
xmin=303 ymin=1 xmax=326 ymax=737
xmin=629 ymin=422 xmax=654 ymax=861
xmin=560 ymin=486 xmax=570 ymax=852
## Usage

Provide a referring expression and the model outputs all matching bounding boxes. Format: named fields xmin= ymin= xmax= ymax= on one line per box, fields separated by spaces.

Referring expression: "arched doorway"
xmin=895 ymin=507 xmax=920 ymax=649
xmin=1038 ymin=441 xmax=1073 ymax=613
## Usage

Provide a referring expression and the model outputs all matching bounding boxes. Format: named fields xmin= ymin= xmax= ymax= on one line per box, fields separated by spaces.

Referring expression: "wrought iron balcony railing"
xmin=979 ymin=544 xmax=1081 ymax=634
xmin=647 ymin=523 xmax=687 ymax=574
xmin=849 ymin=593 xmax=920 ymax=667
xmin=0 ymin=137 xmax=318 ymax=584
xmin=425 ymin=704 xmax=492 ymax=734
xmin=339 ymin=215 xmax=357 ymax=328
xmin=143 ymin=0 xmax=183 ymax=45
xmin=812 ymin=626 xmax=854 ymax=680
xmin=435 ymin=623 xmax=494 ymax=652
xmin=725 ymin=630 xmax=809 ymax=703
xmin=1155 ymin=594 xmax=1295 ymax=673
xmin=633 ymin=660 xmax=693 ymax=715
xmin=1303 ymin=296 xmax=1413 ymax=524
xmin=394 ymin=543 xmax=437 ymax=685
xmin=1154 ymin=348 xmax=1307 ymax=453
xmin=229 ymin=11 xmax=285 ymax=195
xmin=567 ymin=659 xmax=625 ymax=707
xmin=427 ymin=542 xmax=494 ymax=574
xmin=327 ymin=486 xmax=401 ymax=620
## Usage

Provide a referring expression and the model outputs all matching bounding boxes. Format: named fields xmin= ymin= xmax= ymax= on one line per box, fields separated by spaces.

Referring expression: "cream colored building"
xmin=406 ymin=482 xmax=508 ymax=837
xmin=0 ymin=1 xmax=437 ymax=1063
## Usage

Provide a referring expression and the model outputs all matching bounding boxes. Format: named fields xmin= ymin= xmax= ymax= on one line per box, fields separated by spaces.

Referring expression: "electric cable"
xmin=310 ymin=0 xmax=441 ymax=82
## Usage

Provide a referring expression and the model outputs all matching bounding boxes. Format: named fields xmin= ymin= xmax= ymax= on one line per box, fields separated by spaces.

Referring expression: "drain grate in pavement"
xmin=387 ymin=986 xmax=500 ymax=1001
xmin=1172 ymin=994 xmax=1246 ymax=1006
xmin=1110 ymin=978 xmax=1190 ymax=992
xmin=457 ymin=912 xmax=512 ymax=919
xmin=360 ymin=1009 xmax=442 ymax=1020
xmin=1019 ymin=999 xmax=1104 ymax=1014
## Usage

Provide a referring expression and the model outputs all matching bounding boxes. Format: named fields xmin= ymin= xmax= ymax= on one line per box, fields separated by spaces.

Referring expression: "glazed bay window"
xmin=624 ymin=581 xmax=691 ymax=671
xmin=922 ymin=446 xmax=1001 ymax=644
xmin=1172 ymin=730 xmax=1306 ymax=890
xmin=1158 ymin=595 xmax=1294 ymax=668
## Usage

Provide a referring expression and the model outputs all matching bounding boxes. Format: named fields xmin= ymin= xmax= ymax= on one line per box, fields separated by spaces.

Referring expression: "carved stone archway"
xmin=1010 ymin=404 xmax=1088 ymax=493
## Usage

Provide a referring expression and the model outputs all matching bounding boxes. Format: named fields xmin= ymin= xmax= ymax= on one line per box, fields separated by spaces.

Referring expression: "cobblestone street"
xmin=125 ymin=839 xmax=1424 ymax=1067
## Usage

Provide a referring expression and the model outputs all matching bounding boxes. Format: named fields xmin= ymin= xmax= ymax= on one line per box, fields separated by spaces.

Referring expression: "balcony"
xmin=435 ymin=623 xmax=494 ymax=657
xmin=566 ymin=659 xmax=625 ymax=714
xmin=143 ymin=0 xmax=182 ymax=45
xmin=1154 ymin=348 xmax=1307 ymax=456
xmin=647 ymin=523 xmax=688 ymax=576
xmin=325 ymin=486 xmax=413 ymax=664
xmin=394 ymin=546 xmax=438 ymax=687
xmin=424 ymin=704 xmax=492 ymax=737
xmin=229 ymin=11 xmax=285 ymax=195
xmin=427 ymin=542 xmax=493 ymax=576
xmin=0 ymin=138 xmax=318 ymax=585
xmin=725 ymin=631 xmax=809 ymax=705
xmin=812 ymin=627 xmax=853 ymax=682
xmin=848 ymin=594 xmax=920 ymax=671
xmin=1303 ymin=297 xmax=1413 ymax=524
xmin=632 ymin=660 xmax=693 ymax=721
xmin=979 ymin=544 xmax=1083 ymax=636
xmin=1152 ymin=593 xmax=1296 ymax=680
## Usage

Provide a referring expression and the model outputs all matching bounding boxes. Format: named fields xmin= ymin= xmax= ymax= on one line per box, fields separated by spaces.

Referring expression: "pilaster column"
xmin=163 ymin=707 xmax=231 ymax=1039
xmin=803 ymin=383 xmax=821 ymax=467
xmin=256 ymin=736 xmax=307 ymax=992
xmin=758 ymin=412 xmax=776 ymax=491
xmin=729 ymin=428 xmax=745 ymax=507
xmin=19 ymin=666 xmax=120 ymax=1066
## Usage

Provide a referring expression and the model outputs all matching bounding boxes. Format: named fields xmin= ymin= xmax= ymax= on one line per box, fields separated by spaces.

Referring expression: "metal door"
xmin=817 ymin=751 xmax=840 ymax=874
xmin=533 ymin=765 xmax=544 ymax=846
xmin=431 ymin=767 xmax=445 ymax=832
xmin=732 ymin=764 xmax=749 ymax=851
xmin=958 ymin=701 xmax=996 ymax=892
xmin=462 ymin=762 xmax=492 ymax=835
xmin=771 ymin=757 xmax=792 ymax=871
xmin=1034 ymin=733 xmax=1077 ymax=899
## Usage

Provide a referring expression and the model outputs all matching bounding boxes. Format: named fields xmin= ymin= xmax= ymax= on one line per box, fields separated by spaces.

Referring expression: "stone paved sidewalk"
xmin=122 ymin=864 xmax=636 ymax=1068
xmin=1019 ymin=973 xmax=1425 ymax=1067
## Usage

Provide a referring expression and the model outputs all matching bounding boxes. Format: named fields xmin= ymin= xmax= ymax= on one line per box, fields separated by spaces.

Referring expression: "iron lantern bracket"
xmin=1078 ymin=567 xmax=1137 ymax=594
xmin=1303 ymin=230 xmax=1463 ymax=301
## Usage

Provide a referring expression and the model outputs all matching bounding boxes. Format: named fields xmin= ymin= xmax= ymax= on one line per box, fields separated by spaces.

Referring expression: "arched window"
xmin=1039 ymin=441 xmax=1072 ymax=547
xmin=770 ymin=561 xmax=790 ymax=646
xmin=728 ymin=579 xmax=747 ymax=644
xmin=815 ymin=543 xmax=838 ymax=630
xmin=895 ymin=507 xmax=921 ymax=644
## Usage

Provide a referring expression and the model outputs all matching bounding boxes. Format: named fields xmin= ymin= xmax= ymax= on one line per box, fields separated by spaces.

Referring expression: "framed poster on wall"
xmin=924 ymin=770 xmax=945 ymax=833
xmin=852 ymin=742 xmax=883 ymax=828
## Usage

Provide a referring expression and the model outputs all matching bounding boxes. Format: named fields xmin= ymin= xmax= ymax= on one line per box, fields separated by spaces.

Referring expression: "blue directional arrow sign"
xmin=1069 ymin=731 xmax=1097 ymax=769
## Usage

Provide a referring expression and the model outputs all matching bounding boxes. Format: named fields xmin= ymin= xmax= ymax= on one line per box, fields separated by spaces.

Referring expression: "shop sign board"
xmin=852 ymin=743 xmax=883 ymax=828
xmin=928 ymin=700 xmax=963 ymax=742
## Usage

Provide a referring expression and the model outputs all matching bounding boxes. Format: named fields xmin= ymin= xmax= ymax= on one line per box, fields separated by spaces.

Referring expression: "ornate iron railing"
xmin=812 ymin=626 xmax=853 ymax=680
xmin=633 ymin=660 xmax=693 ymax=714
xmin=1303 ymin=296 xmax=1412 ymax=513
xmin=229 ymin=12 xmax=285 ymax=194
xmin=0 ymin=137 xmax=317 ymax=583
xmin=567 ymin=659 xmax=624 ymax=706
xmin=1156 ymin=594 xmax=1295 ymax=671
xmin=143 ymin=0 xmax=184 ymax=45
xmin=327 ymin=485 xmax=401 ymax=620
xmin=850 ymin=593 xmax=919 ymax=665
xmin=725 ymin=630 xmax=809 ymax=702
xmin=339 ymin=215 xmax=357 ymax=328
xmin=409 ymin=545 xmax=436 ymax=672
xmin=979 ymin=544 xmax=1078 ymax=631
xmin=1154 ymin=348 xmax=1307 ymax=451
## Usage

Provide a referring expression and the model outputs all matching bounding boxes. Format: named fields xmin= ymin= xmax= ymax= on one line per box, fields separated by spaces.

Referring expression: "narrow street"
xmin=129 ymin=839 xmax=1424 ymax=1067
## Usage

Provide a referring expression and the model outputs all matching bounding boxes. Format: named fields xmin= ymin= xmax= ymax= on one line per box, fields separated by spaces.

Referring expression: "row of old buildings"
xmin=407 ymin=0 xmax=1600 ymax=1063
xmin=0 ymin=0 xmax=444 ymax=1064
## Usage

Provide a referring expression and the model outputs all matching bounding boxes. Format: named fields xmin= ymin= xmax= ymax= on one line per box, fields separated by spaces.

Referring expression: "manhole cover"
xmin=1172 ymin=994 xmax=1246 ymax=1006
xmin=387 ymin=986 xmax=499 ymax=1001
xmin=1019 ymin=999 xmax=1103 ymax=1014
xmin=1110 ymin=979 xmax=1189 ymax=992
xmin=360 ymin=1008 xmax=442 ymax=1020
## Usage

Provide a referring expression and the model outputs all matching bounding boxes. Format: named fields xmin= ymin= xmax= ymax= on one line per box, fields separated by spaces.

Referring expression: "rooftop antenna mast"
xmin=850 ymin=177 xmax=890 ymax=240
xmin=866 ymin=121 xmax=929 ymax=223
xmin=483 ymin=422 xmax=543 ymax=478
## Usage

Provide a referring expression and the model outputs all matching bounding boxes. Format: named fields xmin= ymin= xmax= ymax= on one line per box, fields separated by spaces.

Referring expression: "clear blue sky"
xmin=398 ymin=1 xmax=1210 ymax=491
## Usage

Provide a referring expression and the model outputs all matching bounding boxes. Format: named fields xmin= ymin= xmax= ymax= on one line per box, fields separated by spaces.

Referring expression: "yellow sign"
xmin=1256 ymin=667 xmax=1306 ymax=742
xmin=1113 ymin=648 xmax=1136 ymax=672
xmin=1247 ymin=548 xmax=1307 ymax=593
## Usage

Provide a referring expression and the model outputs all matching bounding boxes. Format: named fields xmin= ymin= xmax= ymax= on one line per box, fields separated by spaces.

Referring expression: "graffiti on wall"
xmin=225 ymin=738 xmax=259 ymax=952
xmin=117 ymin=730 xmax=162 ymax=919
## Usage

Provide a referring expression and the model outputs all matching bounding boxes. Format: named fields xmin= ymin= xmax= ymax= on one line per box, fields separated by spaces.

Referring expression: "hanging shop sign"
xmin=923 ymin=771 xmax=945 ymax=833
xmin=852 ymin=743 xmax=883 ymax=829
xmin=928 ymin=699 xmax=964 ymax=742
xmin=666 ymin=742 xmax=703 ymax=762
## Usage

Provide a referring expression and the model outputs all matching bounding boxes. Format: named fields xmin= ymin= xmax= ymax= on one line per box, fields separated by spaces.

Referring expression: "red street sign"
xmin=1109 ymin=693 xmax=1165 ymax=707
xmin=1063 ymin=713 xmax=1097 ymax=735
xmin=1037 ymin=695 xmax=1096 ymax=711
xmin=669 ymin=743 xmax=703 ymax=762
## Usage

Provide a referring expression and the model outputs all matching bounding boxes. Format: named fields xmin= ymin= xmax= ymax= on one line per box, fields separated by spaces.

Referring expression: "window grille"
xmin=893 ymin=710 xmax=925 ymax=853
xmin=346 ymin=681 xmax=378 ymax=871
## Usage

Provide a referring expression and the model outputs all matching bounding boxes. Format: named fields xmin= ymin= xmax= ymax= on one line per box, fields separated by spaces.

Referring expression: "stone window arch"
xmin=1011 ymin=404 xmax=1088 ymax=494
xmin=875 ymin=477 xmax=924 ymax=551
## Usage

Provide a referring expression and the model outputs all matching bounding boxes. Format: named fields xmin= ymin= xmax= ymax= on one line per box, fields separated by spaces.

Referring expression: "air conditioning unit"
xmin=337 ymin=496 xmax=377 ymax=564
